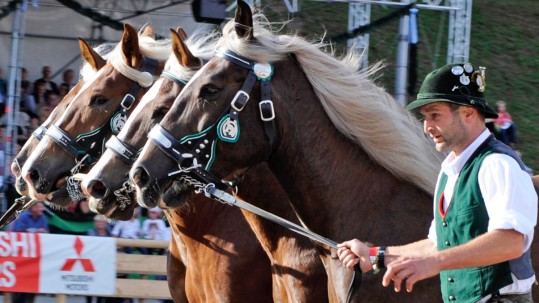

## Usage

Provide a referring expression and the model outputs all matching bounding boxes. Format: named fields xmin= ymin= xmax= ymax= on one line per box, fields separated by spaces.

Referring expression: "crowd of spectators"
xmin=0 ymin=65 xmax=172 ymax=302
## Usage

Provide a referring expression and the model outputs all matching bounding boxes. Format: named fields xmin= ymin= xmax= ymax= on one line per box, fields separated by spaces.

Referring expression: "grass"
xmin=228 ymin=0 xmax=539 ymax=171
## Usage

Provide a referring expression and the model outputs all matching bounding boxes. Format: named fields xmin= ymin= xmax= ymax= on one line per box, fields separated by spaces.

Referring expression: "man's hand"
xmin=382 ymin=255 xmax=441 ymax=293
xmin=337 ymin=239 xmax=373 ymax=273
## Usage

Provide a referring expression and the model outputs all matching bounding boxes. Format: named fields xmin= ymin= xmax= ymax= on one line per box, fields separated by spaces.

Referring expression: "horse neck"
xmin=268 ymin=67 xmax=432 ymax=238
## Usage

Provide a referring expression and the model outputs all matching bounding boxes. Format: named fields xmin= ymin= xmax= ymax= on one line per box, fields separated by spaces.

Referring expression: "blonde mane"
xmin=108 ymin=35 xmax=172 ymax=88
xmin=218 ymin=14 xmax=444 ymax=194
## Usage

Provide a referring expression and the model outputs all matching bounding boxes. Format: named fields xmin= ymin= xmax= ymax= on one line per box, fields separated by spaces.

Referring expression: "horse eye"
xmin=90 ymin=95 xmax=108 ymax=106
xmin=200 ymin=85 xmax=219 ymax=101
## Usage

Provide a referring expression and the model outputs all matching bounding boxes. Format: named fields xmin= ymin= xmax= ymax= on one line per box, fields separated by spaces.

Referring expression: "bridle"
xmin=103 ymin=68 xmax=189 ymax=209
xmin=147 ymin=49 xmax=279 ymax=188
xmin=43 ymin=56 xmax=159 ymax=202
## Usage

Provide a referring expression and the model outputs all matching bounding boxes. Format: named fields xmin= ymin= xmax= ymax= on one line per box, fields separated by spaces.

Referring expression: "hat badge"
xmin=472 ymin=66 xmax=486 ymax=93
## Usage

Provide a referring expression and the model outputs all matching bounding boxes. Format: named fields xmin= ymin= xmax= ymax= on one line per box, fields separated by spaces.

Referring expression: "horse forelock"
xmin=138 ymin=36 xmax=173 ymax=61
xmin=218 ymin=13 xmax=444 ymax=194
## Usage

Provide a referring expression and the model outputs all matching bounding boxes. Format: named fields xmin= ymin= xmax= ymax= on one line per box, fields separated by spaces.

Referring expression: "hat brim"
xmin=406 ymin=98 xmax=498 ymax=119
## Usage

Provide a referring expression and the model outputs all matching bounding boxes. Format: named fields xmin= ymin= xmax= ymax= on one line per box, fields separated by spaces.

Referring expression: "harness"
xmin=45 ymin=56 xmax=159 ymax=202
xmin=104 ymin=68 xmax=190 ymax=210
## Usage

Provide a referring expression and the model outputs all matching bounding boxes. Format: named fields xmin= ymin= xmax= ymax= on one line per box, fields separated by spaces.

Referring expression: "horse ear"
xmin=121 ymin=23 xmax=142 ymax=68
xmin=175 ymin=27 xmax=188 ymax=41
xmin=170 ymin=28 xmax=198 ymax=68
xmin=235 ymin=0 xmax=254 ymax=40
xmin=78 ymin=38 xmax=106 ymax=70
xmin=139 ymin=23 xmax=156 ymax=39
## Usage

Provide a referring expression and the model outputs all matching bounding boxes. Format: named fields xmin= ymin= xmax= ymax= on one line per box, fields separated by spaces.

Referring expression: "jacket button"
xmin=445 ymin=241 xmax=451 ymax=246
xmin=448 ymin=277 xmax=454 ymax=283
xmin=442 ymin=221 xmax=448 ymax=227
xmin=449 ymin=295 xmax=456 ymax=301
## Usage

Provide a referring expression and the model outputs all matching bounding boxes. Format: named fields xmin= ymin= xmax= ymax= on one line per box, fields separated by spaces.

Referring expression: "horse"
xmin=81 ymin=27 xmax=327 ymax=302
xmin=130 ymin=1 xmax=447 ymax=302
xmin=20 ymin=23 xmax=168 ymax=219
xmin=10 ymin=40 xmax=114 ymax=203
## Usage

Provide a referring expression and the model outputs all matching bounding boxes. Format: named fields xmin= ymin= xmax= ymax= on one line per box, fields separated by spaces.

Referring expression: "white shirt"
xmin=111 ymin=218 xmax=142 ymax=239
xmin=427 ymin=129 xmax=537 ymax=294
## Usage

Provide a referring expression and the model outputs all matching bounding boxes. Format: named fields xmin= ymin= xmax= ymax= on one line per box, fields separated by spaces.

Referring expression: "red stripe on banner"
xmin=0 ymin=232 xmax=41 ymax=293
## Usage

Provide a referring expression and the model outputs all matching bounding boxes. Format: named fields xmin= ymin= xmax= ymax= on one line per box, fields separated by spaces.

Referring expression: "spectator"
xmin=61 ymin=69 xmax=76 ymax=90
xmin=87 ymin=214 xmax=112 ymax=237
xmin=0 ymin=103 xmax=32 ymax=140
xmin=0 ymin=67 xmax=7 ymax=97
xmin=32 ymin=81 xmax=47 ymax=108
xmin=86 ymin=215 xmax=120 ymax=303
xmin=11 ymin=201 xmax=48 ymax=303
xmin=45 ymin=90 xmax=60 ymax=109
xmin=111 ymin=207 xmax=146 ymax=254
xmin=13 ymin=201 xmax=49 ymax=233
xmin=20 ymin=67 xmax=31 ymax=93
xmin=142 ymin=207 xmax=167 ymax=255
xmin=0 ymin=67 xmax=7 ymax=115
xmin=37 ymin=105 xmax=51 ymax=124
xmin=20 ymin=81 xmax=38 ymax=117
xmin=58 ymin=82 xmax=69 ymax=99
xmin=33 ymin=65 xmax=58 ymax=95
xmin=493 ymin=100 xmax=517 ymax=148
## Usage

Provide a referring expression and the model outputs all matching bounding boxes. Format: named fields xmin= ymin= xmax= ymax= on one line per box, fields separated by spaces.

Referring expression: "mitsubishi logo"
xmin=60 ymin=237 xmax=95 ymax=272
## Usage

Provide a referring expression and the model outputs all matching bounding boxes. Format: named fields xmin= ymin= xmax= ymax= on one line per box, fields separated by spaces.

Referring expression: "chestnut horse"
xmin=21 ymin=23 xmax=168 ymax=216
xmin=10 ymin=41 xmax=115 ymax=203
xmin=130 ymin=2 xmax=448 ymax=302
xmin=82 ymin=27 xmax=327 ymax=302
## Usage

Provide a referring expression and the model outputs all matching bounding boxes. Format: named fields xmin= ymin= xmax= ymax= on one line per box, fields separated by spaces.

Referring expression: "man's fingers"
xmin=345 ymin=258 xmax=359 ymax=270
xmin=391 ymin=266 xmax=415 ymax=292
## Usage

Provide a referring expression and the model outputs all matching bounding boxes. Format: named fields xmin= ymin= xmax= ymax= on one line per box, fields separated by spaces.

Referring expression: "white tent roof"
xmin=0 ymin=0 xmax=211 ymax=83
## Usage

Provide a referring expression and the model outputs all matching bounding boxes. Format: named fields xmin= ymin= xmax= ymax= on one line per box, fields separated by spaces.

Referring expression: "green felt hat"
xmin=406 ymin=63 xmax=498 ymax=118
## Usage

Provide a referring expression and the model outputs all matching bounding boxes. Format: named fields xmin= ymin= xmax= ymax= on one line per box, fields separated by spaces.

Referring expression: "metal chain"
xmin=113 ymin=181 xmax=135 ymax=210
xmin=178 ymin=174 xmax=207 ymax=193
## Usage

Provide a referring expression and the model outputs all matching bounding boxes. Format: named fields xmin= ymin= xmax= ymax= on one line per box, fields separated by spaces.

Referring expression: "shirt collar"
xmin=440 ymin=129 xmax=491 ymax=176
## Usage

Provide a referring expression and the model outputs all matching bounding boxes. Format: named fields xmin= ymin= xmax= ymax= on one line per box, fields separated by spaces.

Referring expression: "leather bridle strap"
xmin=46 ymin=125 xmax=87 ymax=159
xmin=32 ymin=125 xmax=47 ymax=141
xmin=105 ymin=135 xmax=138 ymax=165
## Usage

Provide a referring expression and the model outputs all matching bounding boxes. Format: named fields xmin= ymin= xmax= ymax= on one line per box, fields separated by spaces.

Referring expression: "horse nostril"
xmin=130 ymin=166 xmax=150 ymax=188
xmin=27 ymin=169 xmax=40 ymax=187
xmin=11 ymin=161 xmax=21 ymax=178
xmin=86 ymin=179 xmax=109 ymax=200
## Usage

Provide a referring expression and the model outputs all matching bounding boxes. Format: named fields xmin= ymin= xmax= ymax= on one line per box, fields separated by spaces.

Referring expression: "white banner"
xmin=0 ymin=232 xmax=116 ymax=295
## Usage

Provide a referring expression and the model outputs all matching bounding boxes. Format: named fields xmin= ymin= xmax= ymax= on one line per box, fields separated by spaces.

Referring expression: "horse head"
xmin=11 ymin=39 xmax=112 ymax=201
xmin=21 ymin=23 xmax=167 ymax=208
xmin=81 ymin=27 xmax=216 ymax=218
xmin=130 ymin=0 xmax=284 ymax=207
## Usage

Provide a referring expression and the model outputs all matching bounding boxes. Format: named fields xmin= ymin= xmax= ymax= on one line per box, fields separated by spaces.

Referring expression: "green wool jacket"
xmin=434 ymin=138 xmax=514 ymax=303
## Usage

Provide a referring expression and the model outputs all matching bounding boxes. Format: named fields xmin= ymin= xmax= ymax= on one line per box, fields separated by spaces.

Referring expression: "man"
xmin=337 ymin=63 xmax=537 ymax=303
xmin=13 ymin=201 xmax=49 ymax=233
xmin=33 ymin=65 xmax=58 ymax=95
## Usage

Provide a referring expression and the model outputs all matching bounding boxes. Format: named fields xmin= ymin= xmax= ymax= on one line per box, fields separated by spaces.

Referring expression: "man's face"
xmin=30 ymin=202 xmax=45 ymax=216
xmin=419 ymin=102 xmax=468 ymax=154
xmin=42 ymin=66 xmax=51 ymax=77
